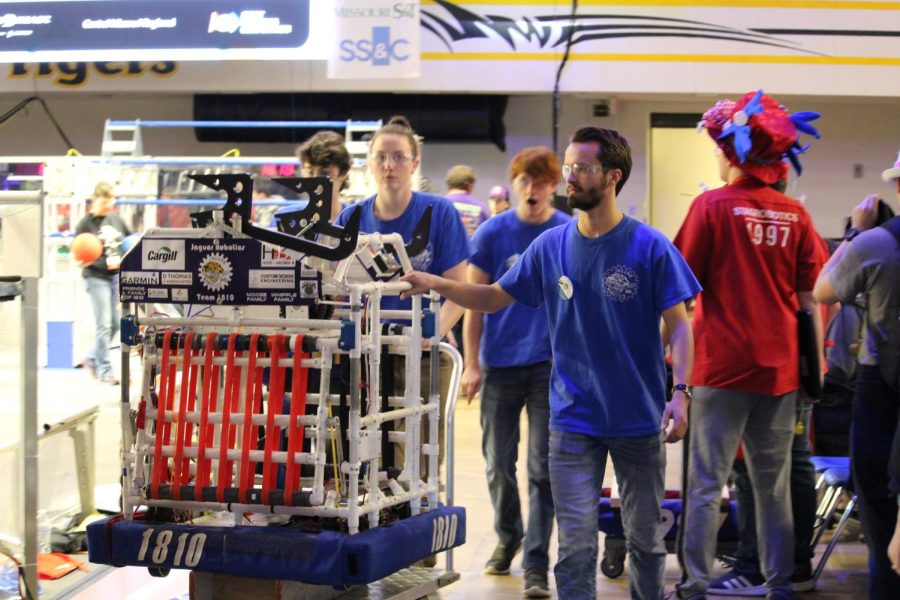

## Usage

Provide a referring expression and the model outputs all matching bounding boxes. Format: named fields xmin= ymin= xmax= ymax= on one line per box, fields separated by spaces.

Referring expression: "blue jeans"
xmin=851 ymin=365 xmax=900 ymax=600
xmin=731 ymin=402 xmax=817 ymax=572
xmin=480 ymin=361 xmax=554 ymax=573
xmin=84 ymin=276 xmax=118 ymax=379
xmin=550 ymin=429 xmax=666 ymax=600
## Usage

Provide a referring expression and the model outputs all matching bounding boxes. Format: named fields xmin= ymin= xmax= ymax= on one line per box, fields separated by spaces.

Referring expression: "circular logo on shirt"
xmin=505 ymin=253 xmax=520 ymax=270
xmin=558 ymin=275 xmax=573 ymax=300
xmin=602 ymin=265 xmax=639 ymax=302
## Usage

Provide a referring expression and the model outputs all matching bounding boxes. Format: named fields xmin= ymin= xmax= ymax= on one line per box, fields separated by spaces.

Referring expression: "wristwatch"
xmin=672 ymin=383 xmax=692 ymax=401
xmin=843 ymin=227 xmax=863 ymax=242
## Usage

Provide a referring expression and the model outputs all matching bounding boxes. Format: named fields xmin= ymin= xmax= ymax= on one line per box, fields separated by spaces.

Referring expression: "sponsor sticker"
xmin=300 ymin=280 xmax=319 ymax=299
xmin=300 ymin=260 xmax=317 ymax=277
xmin=142 ymin=239 xmax=185 ymax=270
xmin=260 ymin=244 xmax=297 ymax=267
xmin=161 ymin=272 xmax=193 ymax=286
xmin=147 ymin=288 xmax=168 ymax=299
xmin=120 ymin=287 xmax=146 ymax=301
xmin=249 ymin=270 xmax=295 ymax=289
xmin=120 ymin=271 xmax=160 ymax=285
xmin=172 ymin=288 xmax=188 ymax=302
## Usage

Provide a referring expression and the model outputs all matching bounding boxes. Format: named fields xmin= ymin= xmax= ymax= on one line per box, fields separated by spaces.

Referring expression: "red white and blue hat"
xmin=700 ymin=90 xmax=821 ymax=184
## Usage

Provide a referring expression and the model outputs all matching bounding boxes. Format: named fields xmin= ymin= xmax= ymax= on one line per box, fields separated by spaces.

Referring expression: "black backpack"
xmin=877 ymin=216 xmax=900 ymax=391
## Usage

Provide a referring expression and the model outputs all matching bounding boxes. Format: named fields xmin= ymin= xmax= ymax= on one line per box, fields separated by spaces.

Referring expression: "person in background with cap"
xmin=446 ymin=164 xmax=489 ymax=237
xmin=813 ymin=149 xmax=900 ymax=599
xmin=462 ymin=146 xmax=571 ymax=598
xmin=443 ymin=164 xmax=487 ymax=355
xmin=673 ymin=91 xmax=826 ymax=600
xmin=488 ymin=184 xmax=512 ymax=216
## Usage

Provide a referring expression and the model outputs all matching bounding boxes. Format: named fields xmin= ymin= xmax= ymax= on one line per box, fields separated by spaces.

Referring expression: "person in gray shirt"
xmin=814 ymin=164 xmax=900 ymax=598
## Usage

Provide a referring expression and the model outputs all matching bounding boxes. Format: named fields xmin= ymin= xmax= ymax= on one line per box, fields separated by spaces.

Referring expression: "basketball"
xmin=71 ymin=232 xmax=103 ymax=263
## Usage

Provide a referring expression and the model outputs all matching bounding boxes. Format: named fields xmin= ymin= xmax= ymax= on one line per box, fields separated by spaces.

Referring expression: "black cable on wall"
xmin=552 ymin=0 xmax=578 ymax=153
xmin=0 ymin=96 xmax=75 ymax=152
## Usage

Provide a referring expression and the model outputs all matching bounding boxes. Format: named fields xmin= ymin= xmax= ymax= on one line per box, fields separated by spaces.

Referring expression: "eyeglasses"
xmin=370 ymin=152 xmax=413 ymax=166
xmin=512 ymin=175 xmax=554 ymax=189
xmin=562 ymin=163 xmax=605 ymax=178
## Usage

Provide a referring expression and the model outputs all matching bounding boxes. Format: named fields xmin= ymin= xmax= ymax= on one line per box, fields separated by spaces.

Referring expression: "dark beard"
xmin=567 ymin=186 xmax=603 ymax=211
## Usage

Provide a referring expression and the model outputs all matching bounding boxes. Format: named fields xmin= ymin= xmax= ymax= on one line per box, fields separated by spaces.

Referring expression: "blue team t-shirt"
xmin=335 ymin=191 xmax=471 ymax=311
xmin=470 ymin=209 xmax=572 ymax=368
xmin=498 ymin=216 xmax=701 ymax=437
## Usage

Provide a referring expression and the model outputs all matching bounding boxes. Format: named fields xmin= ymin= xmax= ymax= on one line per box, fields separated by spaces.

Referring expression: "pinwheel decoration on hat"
xmin=717 ymin=89 xmax=766 ymax=164
xmin=785 ymin=111 xmax=822 ymax=176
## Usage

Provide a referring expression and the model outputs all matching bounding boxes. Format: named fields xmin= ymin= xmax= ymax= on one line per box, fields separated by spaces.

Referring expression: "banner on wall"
xmin=0 ymin=0 xmax=330 ymax=62
xmin=1 ymin=1 xmax=898 ymax=96
xmin=327 ymin=1 xmax=420 ymax=79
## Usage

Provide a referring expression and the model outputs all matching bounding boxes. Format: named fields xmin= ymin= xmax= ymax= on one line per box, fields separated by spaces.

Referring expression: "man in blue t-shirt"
xmin=402 ymin=127 xmax=700 ymax=600
xmin=463 ymin=146 xmax=571 ymax=598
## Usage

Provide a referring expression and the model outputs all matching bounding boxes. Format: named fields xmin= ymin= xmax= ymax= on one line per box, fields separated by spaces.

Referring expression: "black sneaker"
xmin=791 ymin=564 xmax=815 ymax=592
xmin=484 ymin=539 xmax=523 ymax=575
xmin=709 ymin=568 xmax=766 ymax=596
xmin=523 ymin=569 xmax=550 ymax=598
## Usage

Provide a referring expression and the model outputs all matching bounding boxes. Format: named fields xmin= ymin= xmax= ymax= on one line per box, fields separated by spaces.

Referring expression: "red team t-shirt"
xmin=674 ymin=177 xmax=827 ymax=396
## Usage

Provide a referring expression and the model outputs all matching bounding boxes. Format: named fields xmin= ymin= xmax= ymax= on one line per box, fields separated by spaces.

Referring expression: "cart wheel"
xmin=148 ymin=567 xmax=170 ymax=578
xmin=600 ymin=554 xmax=625 ymax=579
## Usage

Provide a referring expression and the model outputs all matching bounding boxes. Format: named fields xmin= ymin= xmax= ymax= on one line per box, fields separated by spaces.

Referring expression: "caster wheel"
xmin=148 ymin=567 xmax=170 ymax=578
xmin=600 ymin=554 xmax=625 ymax=578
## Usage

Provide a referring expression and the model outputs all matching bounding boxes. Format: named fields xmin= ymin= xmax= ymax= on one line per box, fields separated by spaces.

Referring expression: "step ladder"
xmin=102 ymin=119 xmax=143 ymax=157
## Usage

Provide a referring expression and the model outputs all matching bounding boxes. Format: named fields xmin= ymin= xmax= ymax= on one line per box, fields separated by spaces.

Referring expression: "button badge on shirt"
xmin=558 ymin=275 xmax=574 ymax=300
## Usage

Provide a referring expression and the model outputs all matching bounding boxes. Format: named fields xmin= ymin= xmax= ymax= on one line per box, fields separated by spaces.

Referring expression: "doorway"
xmin=649 ymin=113 xmax=721 ymax=240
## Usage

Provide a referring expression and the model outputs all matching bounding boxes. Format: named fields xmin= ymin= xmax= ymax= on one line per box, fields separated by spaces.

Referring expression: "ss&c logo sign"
xmin=339 ymin=26 xmax=408 ymax=65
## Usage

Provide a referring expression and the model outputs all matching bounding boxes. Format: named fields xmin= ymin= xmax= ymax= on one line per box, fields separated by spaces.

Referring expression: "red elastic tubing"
xmin=216 ymin=334 xmax=239 ymax=503
xmin=283 ymin=335 xmax=308 ymax=506
xmin=205 ymin=352 xmax=221 ymax=478
xmin=194 ymin=333 xmax=217 ymax=500
xmin=150 ymin=329 xmax=175 ymax=499
xmin=261 ymin=335 xmax=285 ymax=505
xmin=225 ymin=355 xmax=243 ymax=483
xmin=239 ymin=334 xmax=261 ymax=504
xmin=171 ymin=332 xmax=196 ymax=501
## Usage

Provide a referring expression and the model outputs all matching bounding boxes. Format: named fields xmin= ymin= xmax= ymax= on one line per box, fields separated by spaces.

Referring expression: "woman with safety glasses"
xmin=334 ymin=116 xmax=470 ymax=484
